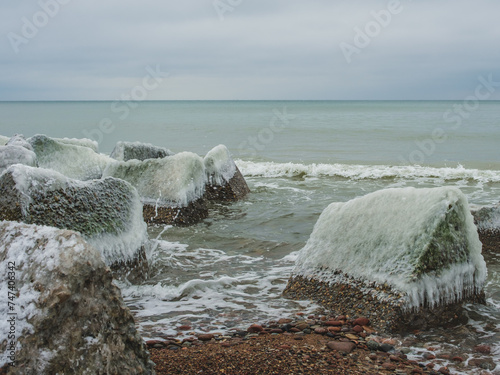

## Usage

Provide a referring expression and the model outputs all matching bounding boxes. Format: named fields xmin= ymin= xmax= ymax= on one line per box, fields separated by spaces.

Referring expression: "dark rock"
xmin=0 ymin=221 xmax=155 ymax=374
xmin=367 ymin=340 xmax=381 ymax=351
xmin=380 ymin=343 xmax=395 ymax=353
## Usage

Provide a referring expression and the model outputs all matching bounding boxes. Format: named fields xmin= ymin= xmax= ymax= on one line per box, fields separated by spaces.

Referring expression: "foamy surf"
xmin=236 ymin=160 xmax=500 ymax=183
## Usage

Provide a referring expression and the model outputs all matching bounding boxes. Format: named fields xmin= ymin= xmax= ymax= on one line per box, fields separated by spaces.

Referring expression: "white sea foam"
xmin=293 ymin=187 xmax=487 ymax=310
xmin=236 ymin=160 xmax=500 ymax=183
xmin=204 ymin=144 xmax=237 ymax=185
xmin=119 ymin=238 xmax=319 ymax=339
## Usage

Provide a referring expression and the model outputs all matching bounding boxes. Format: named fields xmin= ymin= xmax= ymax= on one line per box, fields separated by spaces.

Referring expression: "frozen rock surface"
xmin=0 ymin=165 xmax=148 ymax=270
xmin=28 ymin=134 xmax=113 ymax=180
xmin=0 ymin=146 xmax=37 ymax=174
xmin=53 ymin=137 xmax=98 ymax=152
xmin=284 ymin=187 xmax=487 ymax=332
xmin=6 ymin=134 xmax=33 ymax=151
xmin=103 ymin=152 xmax=208 ymax=225
xmin=0 ymin=135 xmax=9 ymax=145
xmin=204 ymin=144 xmax=250 ymax=202
xmin=0 ymin=221 xmax=155 ymax=374
xmin=472 ymin=202 xmax=500 ymax=233
xmin=110 ymin=141 xmax=173 ymax=161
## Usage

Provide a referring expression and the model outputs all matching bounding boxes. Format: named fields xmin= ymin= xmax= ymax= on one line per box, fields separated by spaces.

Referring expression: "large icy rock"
xmin=283 ymin=187 xmax=487 ymax=332
xmin=103 ymin=152 xmax=208 ymax=225
xmin=0 ymin=135 xmax=9 ymax=145
xmin=53 ymin=137 xmax=98 ymax=152
xmin=203 ymin=144 xmax=250 ymax=202
xmin=28 ymin=134 xmax=113 ymax=180
xmin=6 ymin=134 xmax=33 ymax=151
xmin=0 ymin=165 xmax=148 ymax=275
xmin=0 ymin=221 xmax=155 ymax=374
xmin=110 ymin=141 xmax=173 ymax=162
xmin=0 ymin=146 xmax=37 ymax=174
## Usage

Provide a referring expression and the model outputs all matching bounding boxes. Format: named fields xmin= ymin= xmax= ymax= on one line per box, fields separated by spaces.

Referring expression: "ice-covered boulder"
xmin=0 ymin=135 xmax=9 ymax=145
xmin=110 ymin=141 xmax=173 ymax=161
xmin=6 ymin=134 xmax=33 ymax=151
xmin=54 ymin=137 xmax=99 ymax=152
xmin=0 ymin=165 xmax=148 ymax=275
xmin=0 ymin=146 xmax=37 ymax=174
xmin=0 ymin=221 xmax=155 ymax=374
xmin=28 ymin=134 xmax=113 ymax=180
xmin=103 ymin=151 xmax=208 ymax=225
xmin=472 ymin=202 xmax=500 ymax=253
xmin=203 ymin=144 xmax=250 ymax=202
xmin=283 ymin=187 xmax=487 ymax=333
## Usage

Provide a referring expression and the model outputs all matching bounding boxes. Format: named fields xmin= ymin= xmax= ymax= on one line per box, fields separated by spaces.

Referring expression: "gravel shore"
xmin=146 ymin=314 xmax=488 ymax=375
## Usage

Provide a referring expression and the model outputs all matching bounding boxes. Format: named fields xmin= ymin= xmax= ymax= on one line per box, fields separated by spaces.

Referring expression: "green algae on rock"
xmin=0 ymin=164 xmax=148 ymax=271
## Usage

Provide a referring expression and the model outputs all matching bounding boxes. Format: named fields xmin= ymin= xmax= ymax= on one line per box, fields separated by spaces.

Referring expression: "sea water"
xmin=1 ymin=100 xmax=499 ymax=373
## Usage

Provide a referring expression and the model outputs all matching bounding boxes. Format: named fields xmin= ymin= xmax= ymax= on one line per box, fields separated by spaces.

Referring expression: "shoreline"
xmin=147 ymin=313 xmax=498 ymax=375
xmin=146 ymin=231 xmax=500 ymax=374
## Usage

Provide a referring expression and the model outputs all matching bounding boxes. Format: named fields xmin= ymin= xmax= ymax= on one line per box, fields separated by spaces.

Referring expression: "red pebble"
xmin=353 ymin=317 xmax=369 ymax=326
xmin=247 ymin=324 xmax=264 ymax=333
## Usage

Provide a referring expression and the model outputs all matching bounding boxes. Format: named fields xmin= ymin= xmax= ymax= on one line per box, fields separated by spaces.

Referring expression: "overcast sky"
xmin=1 ymin=0 xmax=500 ymax=100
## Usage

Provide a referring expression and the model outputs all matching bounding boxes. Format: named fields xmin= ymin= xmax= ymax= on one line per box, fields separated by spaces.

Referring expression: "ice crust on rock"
xmin=53 ymin=137 xmax=99 ymax=152
xmin=7 ymin=134 xmax=34 ymax=151
xmin=28 ymin=134 xmax=113 ymax=180
xmin=110 ymin=140 xmax=173 ymax=161
xmin=473 ymin=202 xmax=500 ymax=232
xmin=0 ymin=145 xmax=38 ymax=173
xmin=204 ymin=144 xmax=237 ymax=185
xmin=0 ymin=221 xmax=155 ymax=374
xmin=103 ymin=151 xmax=206 ymax=207
xmin=293 ymin=187 xmax=487 ymax=310
xmin=0 ymin=164 xmax=147 ymax=266
xmin=0 ymin=135 xmax=9 ymax=145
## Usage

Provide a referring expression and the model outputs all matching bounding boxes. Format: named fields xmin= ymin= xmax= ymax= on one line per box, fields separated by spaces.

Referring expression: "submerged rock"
xmin=283 ymin=187 xmax=487 ymax=333
xmin=0 ymin=221 xmax=155 ymax=374
xmin=110 ymin=141 xmax=173 ymax=161
xmin=28 ymin=134 xmax=113 ymax=180
xmin=0 ymin=145 xmax=37 ymax=174
xmin=103 ymin=151 xmax=208 ymax=225
xmin=203 ymin=144 xmax=250 ymax=202
xmin=0 ymin=165 xmax=148 ymax=276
